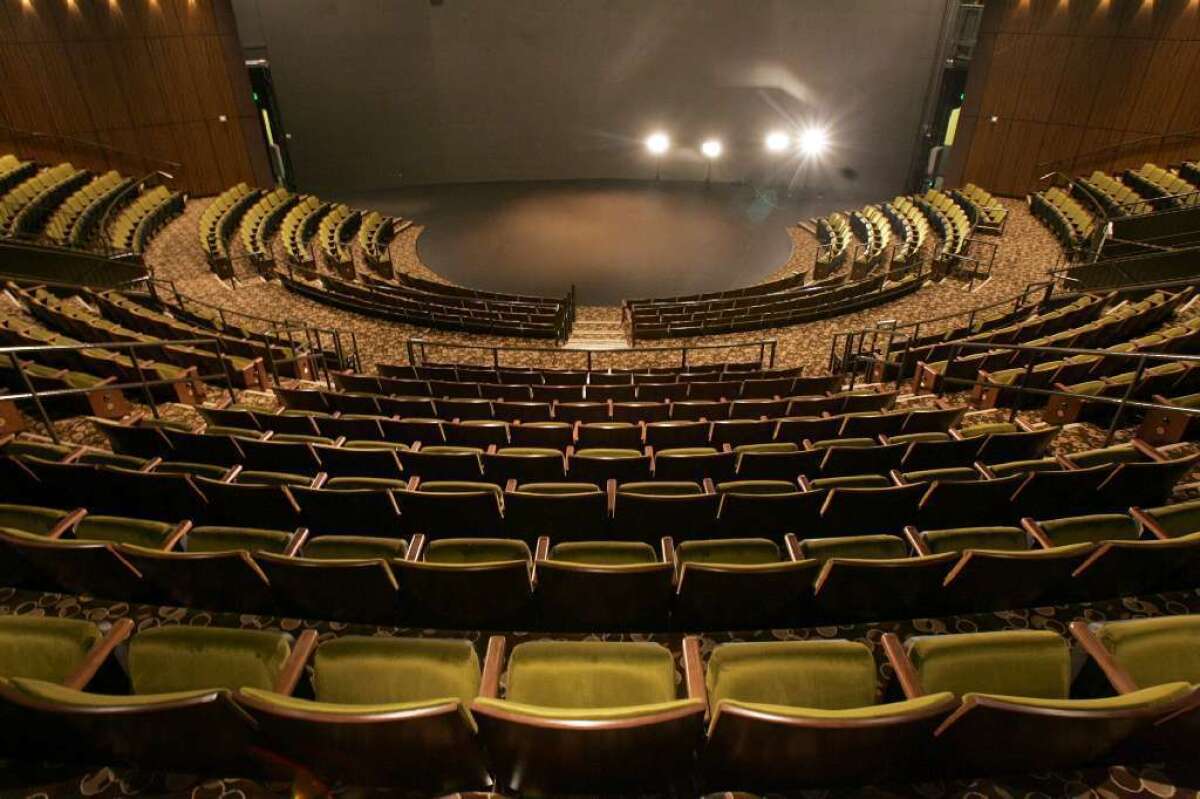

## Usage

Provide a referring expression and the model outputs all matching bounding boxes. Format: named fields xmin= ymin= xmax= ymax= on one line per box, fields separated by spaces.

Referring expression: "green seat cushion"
xmin=304 ymin=535 xmax=408 ymax=561
xmin=716 ymin=480 xmax=798 ymax=495
xmin=1038 ymin=514 xmax=1139 ymax=547
xmin=0 ymin=616 xmax=100 ymax=683
xmin=1169 ymin=392 xmax=1200 ymax=409
xmin=325 ymin=476 xmax=407 ymax=490
xmin=808 ymin=474 xmax=891 ymax=489
xmin=75 ymin=451 xmax=148 ymax=469
xmin=344 ymin=440 xmax=409 ymax=451
xmin=798 ymin=535 xmax=908 ymax=563
xmin=270 ymin=434 xmax=333 ymax=445
xmin=965 ymin=682 xmax=1192 ymax=711
xmin=129 ymin=626 xmax=293 ymax=694
xmin=908 ymin=630 xmax=1069 ymax=699
xmin=987 ymin=458 xmax=1060 ymax=476
xmin=74 ymin=516 xmax=175 ymax=549
xmin=154 ymin=461 xmax=229 ymax=479
xmin=707 ymin=640 xmax=877 ymax=711
xmin=7 ymin=677 xmax=217 ymax=707
xmin=515 ymin=482 xmax=602 ymax=495
xmin=0 ymin=504 xmax=72 ymax=537
xmin=734 ymin=443 xmax=798 ymax=454
xmin=714 ymin=692 xmax=955 ymax=723
xmin=547 ymin=541 xmax=658 ymax=565
xmin=656 ymin=447 xmax=718 ymax=458
xmin=425 ymin=538 xmax=531 ymax=564
xmin=676 ymin=538 xmax=780 ymax=566
xmin=573 ymin=448 xmax=643 ymax=459
xmin=957 ymin=422 xmax=1018 ymax=438
xmin=2 ymin=440 xmax=75 ymax=460
xmin=186 ymin=527 xmax=292 ymax=555
xmin=1095 ymin=615 xmax=1200 ymax=688
xmin=504 ymin=640 xmax=676 ymax=709
xmin=239 ymin=687 xmax=474 ymax=722
xmin=809 ymin=438 xmax=875 ymax=450
xmin=421 ymin=446 xmax=483 ymax=455
xmin=474 ymin=696 xmax=698 ymax=721
xmin=204 ymin=426 xmax=261 ymax=440
xmin=495 ymin=447 xmax=562 ymax=458
xmin=1143 ymin=499 xmax=1200 ymax=538
xmin=887 ymin=432 xmax=951 ymax=445
xmin=1069 ymin=444 xmax=1146 ymax=468
xmin=237 ymin=470 xmax=311 ymax=487
xmin=902 ymin=467 xmax=979 ymax=483
xmin=618 ymin=481 xmax=702 ymax=496
xmin=921 ymin=527 xmax=1026 ymax=555
xmin=419 ymin=481 xmax=502 ymax=498
xmin=311 ymin=636 xmax=480 ymax=705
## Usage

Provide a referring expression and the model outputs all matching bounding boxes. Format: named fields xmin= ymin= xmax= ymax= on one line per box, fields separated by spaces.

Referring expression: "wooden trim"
xmin=783 ymin=533 xmax=802 ymax=561
xmin=1021 ymin=517 xmax=1054 ymax=549
xmin=50 ymin=508 xmax=88 ymax=539
xmin=973 ymin=461 xmax=996 ymax=478
xmin=162 ymin=521 xmax=193 ymax=552
xmin=903 ymin=525 xmax=930 ymax=556
xmin=1129 ymin=507 xmax=1171 ymax=541
xmin=284 ymin=528 xmax=309 ymax=557
xmin=660 ymin=536 xmax=675 ymax=565
xmin=1130 ymin=438 xmax=1167 ymax=463
xmin=406 ymin=533 xmax=427 ymax=561
xmin=222 ymin=464 xmax=242 ymax=483
xmin=1068 ymin=621 xmax=1140 ymax=695
xmin=479 ymin=635 xmax=506 ymax=699
xmin=889 ymin=469 xmax=907 ymax=485
xmin=63 ymin=617 xmax=133 ymax=691
xmin=880 ymin=632 xmax=925 ymax=699
xmin=606 ymin=479 xmax=617 ymax=515
xmin=535 ymin=536 xmax=550 ymax=561
xmin=310 ymin=472 xmax=328 ymax=489
xmin=682 ymin=636 xmax=706 ymax=707
xmin=275 ymin=629 xmax=319 ymax=695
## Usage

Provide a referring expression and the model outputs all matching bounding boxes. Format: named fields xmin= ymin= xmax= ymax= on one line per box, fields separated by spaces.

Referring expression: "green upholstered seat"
xmin=204 ymin=426 xmax=261 ymax=440
xmin=656 ymin=447 xmax=717 ymax=457
xmin=307 ymin=636 xmax=480 ymax=705
xmin=419 ymin=481 xmax=502 ymax=498
xmin=128 ymin=626 xmax=293 ymax=694
xmin=798 ymin=535 xmax=908 ymax=563
xmin=73 ymin=516 xmax=176 ymax=549
xmin=1038 ymin=514 xmax=1140 ymax=547
xmin=707 ymin=640 xmax=878 ymax=711
xmin=304 ymin=535 xmax=408 ymax=560
xmin=1069 ymin=444 xmax=1147 ymax=468
xmin=344 ymin=440 xmax=409 ymax=450
xmin=958 ymin=683 xmax=1191 ymax=711
xmin=675 ymin=538 xmax=781 ymax=566
xmin=515 ymin=482 xmax=602 ymax=495
xmin=237 ymin=470 xmax=311 ymax=487
xmin=325 ymin=476 xmax=407 ymax=490
xmin=808 ymin=474 xmax=890 ymax=489
xmin=548 ymin=541 xmax=658 ymax=565
xmin=957 ymin=422 xmax=1018 ymax=438
xmin=271 ymin=434 xmax=334 ymax=445
xmin=502 ymin=640 xmax=677 ymax=709
xmin=1142 ymin=499 xmax=1200 ymax=538
xmin=185 ymin=527 xmax=292 ymax=555
xmin=987 ymin=458 xmax=1060 ymax=476
xmin=496 ymin=447 xmax=562 ymax=458
xmin=425 ymin=538 xmax=531 ymax=564
xmin=901 ymin=467 xmax=979 ymax=483
xmin=733 ymin=443 xmax=798 ymax=454
xmin=422 ymin=446 xmax=483 ymax=455
xmin=1094 ymin=615 xmax=1200 ymax=688
xmin=0 ymin=615 xmax=100 ymax=683
xmin=573 ymin=448 xmax=643 ymax=459
xmin=154 ymin=461 xmax=229 ymax=479
xmin=716 ymin=480 xmax=798 ymax=494
xmin=887 ymin=432 xmax=951 ymax=445
xmin=908 ymin=630 xmax=1070 ymax=699
xmin=809 ymin=438 xmax=874 ymax=450
xmin=2 ymin=440 xmax=76 ymax=460
xmin=921 ymin=526 xmax=1027 ymax=555
xmin=618 ymin=481 xmax=701 ymax=496
xmin=75 ymin=451 xmax=148 ymax=469
xmin=0 ymin=504 xmax=74 ymax=537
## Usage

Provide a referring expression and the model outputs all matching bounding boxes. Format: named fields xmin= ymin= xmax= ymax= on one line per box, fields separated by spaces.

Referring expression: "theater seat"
xmin=613 ymin=481 xmax=717 ymax=541
xmin=396 ymin=537 xmax=533 ymax=628
xmin=715 ymin=480 xmax=823 ymax=538
xmin=568 ymin=447 xmax=652 ymax=484
xmin=0 ymin=625 xmax=315 ymax=772
xmin=673 ymin=538 xmax=818 ymax=629
xmin=395 ymin=480 xmax=505 ymax=538
xmin=534 ymin=539 xmax=673 ymax=630
xmin=702 ymin=640 xmax=955 ymax=788
xmin=472 ymin=638 xmax=705 ymax=793
xmin=885 ymin=629 xmax=1194 ymax=774
xmin=502 ymin=481 xmax=608 ymax=542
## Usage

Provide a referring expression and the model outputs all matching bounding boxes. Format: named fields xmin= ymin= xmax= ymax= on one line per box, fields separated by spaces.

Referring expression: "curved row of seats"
xmin=813 ymin=210 xmax=851 ymax=273
xmin=237 ymin=186 xmax=294 ymax=268
xmin=199 ymin=183 xmax=258 ymax=266
xmin=280 ymin=195 xmax=328 ymax=265
xmin=949 ymin=182 xmax=1008 ymax=233
xmin=356 ymin=210 xmax=399 ymax=271
xmin=0 ymin=162 xmax=89 ymax=238
xmin=109 ymin=185 xmax=184 ymax=255
xmin=2 ymin=613 xmax=1196 ymax=791
xmin=1125 ymin=163 xmax=1199 ymax=209
xmin=43 ymin=170 xmax=134 ymax=250
xmin=317 ymin=203 xmax=358 ymax=270
xmin=0 ymin=154 xmax=37 ymax=196
xmin=1079 ymin=170 xmax=1153 ymax=217
xmin=917 ymin=189 xmax=971 ymax=259
xmin=852 ymin=205 xmax=891 ymax=270
xmin=1030 ymin=184 xmax=1099 ymax=254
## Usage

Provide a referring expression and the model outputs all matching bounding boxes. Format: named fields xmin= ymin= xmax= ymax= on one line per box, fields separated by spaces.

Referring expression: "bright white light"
xmin=701 ymin=139 xmax=723 ymax=159
xmin=799 ymin=127 xmax=830 ymax=157
xmin=765 ymin=131 xmax=791 ymax=153
xmin=645 ymin=132 xmax=670 ymax=155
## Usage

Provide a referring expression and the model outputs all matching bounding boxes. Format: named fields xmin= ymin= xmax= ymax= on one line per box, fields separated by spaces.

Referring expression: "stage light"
xmin=798 ymin=127 xmax=829 ymax=157
xmin=645 ymin=132 xmax=670 ymax=155
xmin=765 ymin=131 xmax=790 ymax=153
xmin=701 ymin=139 xmax=722 ymax=159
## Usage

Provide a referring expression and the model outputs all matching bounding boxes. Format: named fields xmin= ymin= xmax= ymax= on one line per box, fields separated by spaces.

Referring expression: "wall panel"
xmin=953 ymin=0 xmax=1200 ymax=195
xmin=0 ymin=0 xmax=269 ymax=195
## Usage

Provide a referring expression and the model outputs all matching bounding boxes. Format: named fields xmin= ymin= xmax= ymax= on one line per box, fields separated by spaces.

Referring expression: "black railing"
xmin=405 ymin=338 xmax=779 ymax=372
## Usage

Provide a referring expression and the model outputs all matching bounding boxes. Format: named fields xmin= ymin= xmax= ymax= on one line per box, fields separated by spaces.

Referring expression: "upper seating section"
xmin=43 ymin=171 xmax=135 ymax=250
xmin=949 ymin=182 xmax=1008 ymax=233
xmin=199 ymin=183 xmax=259 ymax=268
xmin=1079 ymin=170 xmax=1153 ymax=217
xmin=238 ymin=187 xmax=295 ymax=269
xmin=108 ymin=185 xmax=184 ymax=255
xmin=1125 ymin=163 xmax=1200 ymax=210
xmin=1030 ymin=185 xmax=1098 ymax=255
xmin=0 ymin=162 xmax=89 ymax=238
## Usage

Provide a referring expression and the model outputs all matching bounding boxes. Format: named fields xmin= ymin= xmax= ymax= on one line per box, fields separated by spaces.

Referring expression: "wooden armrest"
xmin=1130 ymin=437 xmax=1167 ymax=462
xmin=486 ymin=444 xmax=497 ymax=455
xmin=535 ymin=536 xmax=550 ymax=561
xmin=162 ymin=521 xmax=192 ymax=551
xmin=880 ymin=633 xmax=925 ymax=699
xmin=783 ymin=533 xmax=802 ymax=561
xmin=310 ymin=472 xmax=328 ymax=489
xmin=606 ymin=479 xmax=617 ymax=515
xmin=1054 ymin=453 xmax=1076 ymax=470
xmin=284 ymin=528 xmax=308 ymax=557
xmin=889 ymin=469 xmax=906 ymax=486
xmin=141 ymin=456 xmax=163 ymax=472
xmin=1021 ymin=517 xmax=1054 ymax=549
xmin=797 ymin=474 xmax=814 ymax=491
xmin=682 ymin=636 xmax=706 ymax=708
xmin=504 ymin=478 xmax=517 ymax=493
xmin=411 ymin=440 xmax=422 ymax=452
xmin=660 ymin=536 xmax=675 ymax=565
xmin=406 ymin=533 xmax=426 ymax=561
xmin=1068 ymin=620 xmax=1140 ymax=694
xmin=406 ymin=475 xmax=420 ymax=491
xmin=903 ymin=525 xmax=930 ymax=556
xmin=972 ymin=461 xmax=995 ymax=479
xmin=64 ymin=617 xmax=134 ymax=691
xmin=274 ymin=629 xmax=319 ymax=695
xmin=479 ymin=635 xmax=506 ymax=700
xmin=1129 ymin=507 xmax=1170 ymax=540
xmin=222 ymin=464 xmax=242 ymax=483
xmin=49 ymin=508 xmax=88 ymax=539
xmin=702 ymin=478 xmax=715 ymax=495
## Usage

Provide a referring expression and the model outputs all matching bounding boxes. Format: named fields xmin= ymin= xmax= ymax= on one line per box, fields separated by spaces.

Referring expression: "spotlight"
xmin=799 ymin=127 xmax=830 ymax=157
xmin=701 ymin=139 xmax=722 ymax=159
xmin=645 ymin=132 xmax=670 ymax=155
xmin=765 ymin=131 xmax=790 ymax=153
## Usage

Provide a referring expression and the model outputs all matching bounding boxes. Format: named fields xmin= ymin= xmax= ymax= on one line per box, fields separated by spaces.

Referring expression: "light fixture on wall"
xmin=645 ymin=132 xmax=670 ymax=180
xmin=701 ymin=139 xmax=722 ymax=185
xmin=764 ymin=131 xmax=791 ymax=153
xmin=798 ymin=127 xmax=830 ymax=158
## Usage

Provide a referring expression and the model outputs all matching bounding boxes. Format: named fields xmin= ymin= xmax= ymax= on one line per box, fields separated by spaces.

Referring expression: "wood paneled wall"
xmin=0 ymin=0 xmax=272 ymax=196
xmin=944 ymin=0 xmax=1200 ymax=197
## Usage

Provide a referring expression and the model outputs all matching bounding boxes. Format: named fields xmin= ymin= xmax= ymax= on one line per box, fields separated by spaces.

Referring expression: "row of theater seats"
xmin=0 ymin=161 xmax=88 ymax=238
xmin=238 ymin=186 xmax=294 ymax=268
xmin=0 ymin=608 xmax=1197 ymax=791
xmin=917 ymin=190 xmax=972 ymax=259
xmin=1079 ymin=170 xmax=1154 ymax=217
xmin=317 ymin=203 xmax=358 ymax=270
xmin=1030 ymin=185 xmax=1097 ymax=254
xmin=281 ymin=195 xmax=328 ymax=265
xmin=355 ymin=210 xmax=402 ymax=272
xmin=199 ymin=182 xmax=258 ymax=267
xmin=108 ymin=184 xmax=184 ymax=255
xmin=43 ymin=170 xmax=134 ymax=249
xmin=812 ymin=210 xmax=851 ymax=272
xmin=949 ymin=182 xmax=1008 ymax=233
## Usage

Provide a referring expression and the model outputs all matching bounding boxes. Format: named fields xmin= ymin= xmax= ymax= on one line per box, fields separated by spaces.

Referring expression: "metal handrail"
xmin=2 ymin=336 xmax=239 ymax=444
xmin=404 ymin=337 xmax=780 ymax=371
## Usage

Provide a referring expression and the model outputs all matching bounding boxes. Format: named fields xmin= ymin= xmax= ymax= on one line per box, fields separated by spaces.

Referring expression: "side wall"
xmin=944 ymin=0 xmax=1200 ymax=197
xmin=0 ymin=0 xmax=272 ymax=196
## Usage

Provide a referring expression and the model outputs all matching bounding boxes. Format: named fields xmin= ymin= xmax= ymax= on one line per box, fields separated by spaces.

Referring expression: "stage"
xmin=331 ymin=180 xmax=880 ymax=304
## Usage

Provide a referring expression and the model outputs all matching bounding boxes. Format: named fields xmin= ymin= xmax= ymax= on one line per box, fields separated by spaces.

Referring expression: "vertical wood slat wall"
xmin=943 ymin=0 xmax=1200 ymax=197
xmin=0 ymin=0 xmax=273 ymax=196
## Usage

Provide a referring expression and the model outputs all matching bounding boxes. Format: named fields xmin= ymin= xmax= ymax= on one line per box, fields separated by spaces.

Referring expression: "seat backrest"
xmin=504 ymin=640 xmax=677 ymax=708
xmin=128 ymin=625 xmax=293 ymax=694
xmin=1095 ymin=615 xmax=1200 ymax=689
xmin=907 ymin=630 xmax=1069 ymax=699
xmin=706 ymin=640 xmax=876 ymax=710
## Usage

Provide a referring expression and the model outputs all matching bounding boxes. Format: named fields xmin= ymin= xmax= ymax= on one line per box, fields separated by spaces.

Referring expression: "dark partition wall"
xmin=232 ymin=0 xmax=949 ymax=195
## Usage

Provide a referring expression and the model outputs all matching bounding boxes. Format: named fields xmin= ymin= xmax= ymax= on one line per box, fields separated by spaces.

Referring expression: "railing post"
xmin=1011 ymin=358 xmax=1036 ymax=424
xmin=314 ymin=329 xmax=333 ymax=390
xmin=493 ymin=346 xmax=500 ymax=370
xmin=406 ymin=339 xmax=416 ymax=367
xmin=212 ymin=337 xmax=239 ymax=406
xmin=938 ymin=345 xmax=960 ymax=398
xmin=1104 ymin=354 xmax=1146 ymax=447
xmin=12 ymin=356 xmax=59 ymax=444
xmin=586 ymin=351 xmax=593 ymax=372
xmin=350 ymin=331 xmax=362 ymax=373
xmin=681 ymin=346 xmax=688 ymax=370
xmin=126 ymin=344 xmax=161 ymax=420
xmin=770 ymin=340 xmax=777 ymax=368
xmin=259 ymin=330 xmax=281 ymax=387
